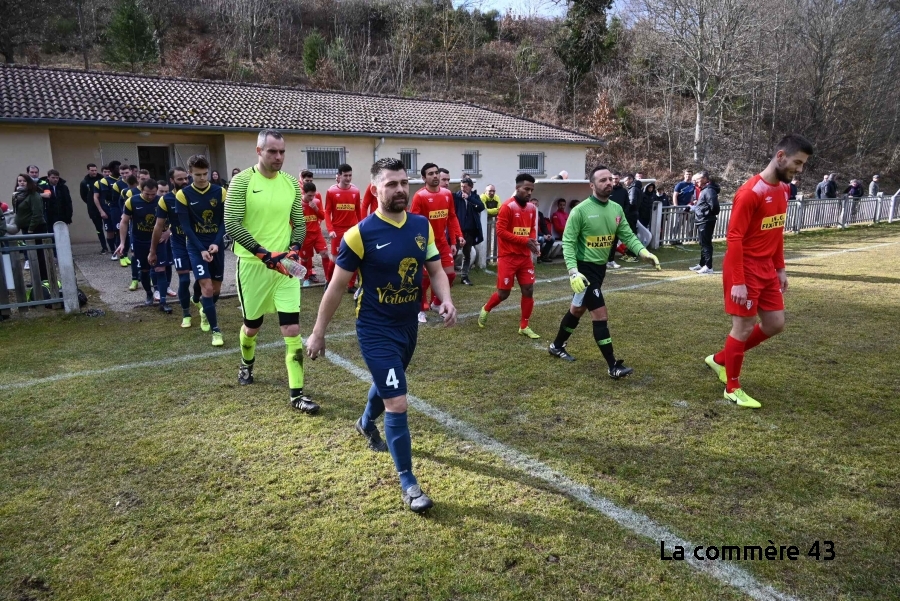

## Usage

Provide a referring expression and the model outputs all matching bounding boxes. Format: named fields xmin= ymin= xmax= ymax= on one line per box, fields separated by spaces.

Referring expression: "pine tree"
xmin=103 ymin=0 xmax=157 ymax=72
xmin=303 ymin=31 xmax=325 ymax=77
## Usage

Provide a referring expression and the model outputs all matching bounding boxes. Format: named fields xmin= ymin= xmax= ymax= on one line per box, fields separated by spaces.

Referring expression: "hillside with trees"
xmin=3 ymin=0 xmax=898 ymax=193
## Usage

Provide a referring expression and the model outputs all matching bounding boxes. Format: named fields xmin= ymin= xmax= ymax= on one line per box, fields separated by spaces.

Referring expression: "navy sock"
xmin=178 ymin=273 xmax=191 ymax=314
xmin=140 ymin=270 xmax=152 ymax=294
xmin=192 ymin=280 xmax=202 ymax=304
xmin=360 ymin=384 xmax=385 ymax=432
xmin=155 ymin=271 xmax=168 ymax=306
xmin=384 ymin=411 xmax=416 ymax=490
xmin=200 ymin=295 xmax=218 ymax=331
xmin=131 ymin=254 xmax=139 ymax=280
xmin=150 ymin=270 xmax=157 ymax=288
xmin=165 ymin=265 xmax=172 ymax=284
xmin=97 ymin=232 xmax=108 ymax=250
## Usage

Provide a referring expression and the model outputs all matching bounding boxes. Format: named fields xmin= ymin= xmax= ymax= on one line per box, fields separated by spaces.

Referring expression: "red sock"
xmin=713 ymin=349 xmax=725 ymax=365
xmin=321 ymin=256 xmax=333 ymax=279
xmin=447 ymin=272 xmax=456 ymax=287
xmin=743 ymin=324 xmax=770 ymax=352
xmin=484 ymin=292 xmax=502 ymax=312
xmin=302 ymin=255 xmax=313 ymax=275
xmin=724 ymin=335 xmax=746 ymax=393
xmin=421 ymin=271 xmax=431 ymax=310
xmin=325 ymin=259 xmax=335 ymax=283
xmin=520 ymin=296 xmax=534 ymax=329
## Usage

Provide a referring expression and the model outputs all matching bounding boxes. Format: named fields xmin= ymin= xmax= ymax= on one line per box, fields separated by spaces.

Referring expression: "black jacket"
xmin=609 ymin=184 xmax=628 ymax=209
xmin=693 ymin=182 xmax=720 ymax=225
xmin=625 ymin=181 xmax=641 ymax=224
xmin=453 ymin=190 xmax=485 ymax=243
xmin=824 ymin=180 xmax=837 ymax=199
xmin=639 ymin=183 xmax=657 ymax=227
xmin=80 ymin=174 xmax=103 ymax=205
xmin=45 ymin=179 xmax=74 ymax=225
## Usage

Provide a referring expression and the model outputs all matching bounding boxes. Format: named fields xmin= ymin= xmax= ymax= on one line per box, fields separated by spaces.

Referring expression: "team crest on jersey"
xmin=616 ymin=216 xmax=622 ymax=224
xmin=376 ymin=257 xmax=420 ymax=305
xmin=209 ymin=198 xmax=218 ymax=208
xmin=415 ymin=233 xmax=426 ymax=250
xmin=202 ymin=210 xmax=214 ymax=224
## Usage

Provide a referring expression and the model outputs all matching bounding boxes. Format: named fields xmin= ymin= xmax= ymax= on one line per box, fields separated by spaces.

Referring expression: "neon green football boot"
xmin=705 ymin=354 xmax=727 ymax=384
xmin=478 ymin=306 xmax=489 ymax=328
xmin=724 ymin=388 xmax=761 ymax=409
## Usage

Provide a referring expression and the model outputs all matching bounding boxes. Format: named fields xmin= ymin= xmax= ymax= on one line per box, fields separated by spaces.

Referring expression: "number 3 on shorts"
xmin=385 ymin=368 xmax=399 ymax=389
xmin=196 ymin=263 xmax=205 ymax=276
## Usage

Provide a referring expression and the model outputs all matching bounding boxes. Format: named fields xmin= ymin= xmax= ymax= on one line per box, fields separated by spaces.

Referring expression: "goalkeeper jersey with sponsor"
xmin=224 ymin=167 xmax=305 ymax=260
xmin=724 ymin=174 xmax=789 ymax=284
xmin=562 ymin=195 xmax=643 ymax=270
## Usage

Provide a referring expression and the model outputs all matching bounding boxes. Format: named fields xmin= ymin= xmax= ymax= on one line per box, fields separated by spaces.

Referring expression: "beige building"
xmin=1 ymin=65 xmax=600 ymax=253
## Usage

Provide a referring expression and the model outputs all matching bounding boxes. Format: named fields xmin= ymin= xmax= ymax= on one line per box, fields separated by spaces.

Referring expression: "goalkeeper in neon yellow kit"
xmin=548 ymin=165 xmax=660 ymax=378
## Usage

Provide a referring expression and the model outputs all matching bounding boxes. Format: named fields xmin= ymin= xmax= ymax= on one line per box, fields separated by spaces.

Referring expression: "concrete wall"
xmin=0 ymin=124 xmax=54 ymax=205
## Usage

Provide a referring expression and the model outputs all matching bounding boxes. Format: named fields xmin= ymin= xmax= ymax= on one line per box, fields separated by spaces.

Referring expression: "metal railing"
xmin=648 ymin=194 xmax=899 ymax=249
xmin=0 ymin=222 xmax=80 ymax=317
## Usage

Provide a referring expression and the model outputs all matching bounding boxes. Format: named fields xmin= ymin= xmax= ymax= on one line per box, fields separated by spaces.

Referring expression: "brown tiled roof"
xmin=0 ymin=65 xmax=600 ymax=145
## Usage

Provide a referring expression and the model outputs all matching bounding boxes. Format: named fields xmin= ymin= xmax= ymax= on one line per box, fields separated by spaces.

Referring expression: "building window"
xmin=306 ymin=147 xmax=346 ymax=175
xmin=399 ymin=149 xmax=418 ymax=176
xmin=518 ymin=152 xmax=545 ymax=176
xmin=463 ymin=150 xmax=481 ymax=176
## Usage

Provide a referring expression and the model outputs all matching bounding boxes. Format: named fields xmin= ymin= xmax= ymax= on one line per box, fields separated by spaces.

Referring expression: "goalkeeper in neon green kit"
xmin=548 ymin=165 xmax=660 ymax=378
xmin=224 ymin=129 xmax=318 ymax=414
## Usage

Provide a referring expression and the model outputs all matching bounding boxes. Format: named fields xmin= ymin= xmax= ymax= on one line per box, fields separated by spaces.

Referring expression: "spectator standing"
xmin=789 ymin=176 xmax=799 ymax=200
xmin=12 ymin=174 xmax=49 ymax=280
xmin=639 ymin=182 xmax=657 ymax=228
xmin=550 ymin=198 xmax=568 ymax=240
xmin=672 ymin=169 xmax=696 ymax=244
xmin=825 ymin=173 xmax=838 ymax=199
xmin=44 ymin=169 xmax=73 ymax=227
xmin=621 ymin=173 xmax=641 ymax=262
xmin=814 ymin=174 xmax=828 ymax=199
xmin=481 ymin=184 xmax=501 ymax=265
xmin=210 ymin=170 xmax=226 ymax=188
xmin=869 ymin=174 xmax=880 ymax=197
xmin=607 ymin=172 xmax=628 ymax=268
xmin=531 ymin=198 xmax=554 ymax=263
xmin=80 ymin=163 xmax=107 ymax=253
xmin=689 ymin=171 xmax=720 ymax=274
xmin=453 ymin=177 xmax=485 ymax=285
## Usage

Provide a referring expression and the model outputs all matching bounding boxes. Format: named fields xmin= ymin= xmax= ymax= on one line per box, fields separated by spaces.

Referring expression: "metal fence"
xmin=0 ymin=222 xmax=81 ymax=318
xmin=648 ymin=194 xmax=900 ymax=249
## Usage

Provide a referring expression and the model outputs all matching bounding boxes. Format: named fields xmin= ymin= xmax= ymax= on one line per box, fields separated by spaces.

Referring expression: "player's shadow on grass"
xmin=788 ymin=271 xmax=900 ymax=285
xmin=418 ymin=450 xmax=566 ymax=499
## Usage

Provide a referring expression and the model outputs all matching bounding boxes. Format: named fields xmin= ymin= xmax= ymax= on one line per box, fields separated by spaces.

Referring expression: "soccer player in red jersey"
xmin=300 ymin=182 xmax=332 ymax=285
xmin=324 ymin=163 xmax=362 ymax=292
xmin=477 ymin=173 xmax=541 ymax=339
xmin=409 ymin=162 xmax=464 ymax=323
xmin=705 ymin=134 xmax=814 ymax=408
xmin=361 ymin=184 xmax=378 ymax=218
xmin=299 ymin=170 xmax=324 ymax=282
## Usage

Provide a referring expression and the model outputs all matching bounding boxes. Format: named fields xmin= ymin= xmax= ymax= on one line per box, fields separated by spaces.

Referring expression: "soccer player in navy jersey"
xmin=176 ymin=155 xmax=227 ymax=346
xmin=150 ymin=167 xmax=198 ymax=327
xmin=116 ymin=179 xmax=169 ymax=311
xmin=307 ymin=157 xmax=458 ymax=514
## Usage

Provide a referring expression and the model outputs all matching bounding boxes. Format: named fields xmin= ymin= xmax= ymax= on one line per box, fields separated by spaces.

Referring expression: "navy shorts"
xmin=358 ymin=322 xmax=418 ymax=399
xmin=104 ymin=203 xmax=122 ymax=233
xmin=170 ymin=236 xmax=191 ymax=272
xmin=153 ymin=239 xmax=171 ymax=267
xmin=132 ymin=243 xmax=152 ymax=272
xmin=188 ymin=246 xmax=225 ymax=281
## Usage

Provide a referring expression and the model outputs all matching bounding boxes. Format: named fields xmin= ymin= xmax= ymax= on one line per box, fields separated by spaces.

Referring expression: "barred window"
xmin=306 ymin=147 xmax=346 ymax=175
xmin=518 ymin=152 xmax=545 ymax=175
xmin=399 ymin=149 xmax=418 ymax=176
xmin=463 ymin=150 xmax=480 ymax=176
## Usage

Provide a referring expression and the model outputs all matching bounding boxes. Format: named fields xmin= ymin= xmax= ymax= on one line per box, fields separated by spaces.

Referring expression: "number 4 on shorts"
xmin=385 ymin=368 xmax=399 ymax=389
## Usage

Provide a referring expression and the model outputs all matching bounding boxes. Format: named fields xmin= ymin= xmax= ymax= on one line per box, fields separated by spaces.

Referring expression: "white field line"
xmin=2 ymin=240 xmax=895 ymax=393
xmin=323 ymin=350 xmax=800 ymax=601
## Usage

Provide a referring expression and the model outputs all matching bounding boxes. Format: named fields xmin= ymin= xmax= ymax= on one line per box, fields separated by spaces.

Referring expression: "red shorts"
xmin=723 ymin=259 xmax=784 ymax=316
xmin=496 ymin=255 xmax=535 ymax=290
xmin=329 ymin=228 xmax=348 ymax=256
xmin=301 ymin=233 xmax=326 ymax=259
xmin=435 ymin=243 xmax=454 ymax=268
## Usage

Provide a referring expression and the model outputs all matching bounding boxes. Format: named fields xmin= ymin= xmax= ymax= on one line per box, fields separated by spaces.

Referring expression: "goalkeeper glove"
xmin=639 ymin=249 xmax=661 ymax=270
xmin=285 ymin=243 xmax=302 ymax=264
xmin=569 ymin=270 xmax=590 ymax=293
xmin=255 ymin=247 xmax=292 ymax=277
